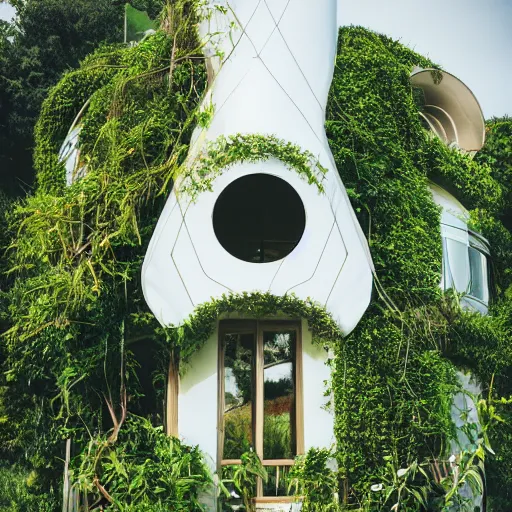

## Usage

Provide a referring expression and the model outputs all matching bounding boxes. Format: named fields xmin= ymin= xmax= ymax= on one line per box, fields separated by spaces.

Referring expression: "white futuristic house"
xmin=141 ymin=0 xmax=374 ymax=507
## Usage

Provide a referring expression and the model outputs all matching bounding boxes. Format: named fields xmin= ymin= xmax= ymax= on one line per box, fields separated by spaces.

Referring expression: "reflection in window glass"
xmin=444 ymin=238 xmax=469 ymax=293
xmin=262 ymin=466 xmax=292 ymax=497
xmin=263 ymin=331 xmax=295 ymax=460
xmin=442 ymin=234 xmax=490 ymax=309
xmin=223 ymin=332 xmax=254 ymax=460
xmin=468 ymin=246 xmax=489 ymax=303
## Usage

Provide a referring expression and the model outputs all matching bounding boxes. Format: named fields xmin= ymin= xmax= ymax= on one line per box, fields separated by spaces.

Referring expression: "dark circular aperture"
xmin=213 ymin=174 xmax=306 ymax=263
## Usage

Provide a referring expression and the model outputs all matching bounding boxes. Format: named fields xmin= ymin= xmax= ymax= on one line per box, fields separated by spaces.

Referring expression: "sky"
xmin=339 ymin=0 xmax=512 ymax=119
xmin=0 ymin=2 xmax=14 ymax=22
xmin=0 ymin=1 xmax=510 ymax=118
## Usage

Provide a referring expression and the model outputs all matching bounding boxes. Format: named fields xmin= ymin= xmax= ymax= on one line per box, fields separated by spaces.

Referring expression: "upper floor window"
xmin=218 ymin=320 xmax=304 ymax=500
xmin=430 ymin=183 xmax=491 ymax=315
xmin=442 ymin=230 xmax=491 ymax=314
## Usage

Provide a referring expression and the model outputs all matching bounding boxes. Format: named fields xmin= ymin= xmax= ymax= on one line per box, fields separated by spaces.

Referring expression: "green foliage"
xmin=74 ymin=416 xmax=211 ymax=510
xmin=1 ymin=3 xmax=208 ymax=505
xmin=164 ymin=292 xmax=342 ymax=367
xmin=0 ymin=0 xmax=125 ymax=195
xmin=288 ymin=448 xmax=339 ymax=511
xmin=361 ymin=454 xmax=483 ymax=512
xmin=33 ymin=45 xmax=125 ymax=193
xmin=476 ymin=116 xmax=512 ymax=223
xmin=0 ymin=464 xmax=58 ymax=512
xmin=220 ymin=451 xmax=267 ymax=512
xmin=333 ymin=315 xmax=459 ymax=498
xmin=125 ymin=4 xmax=158 ymax=43
xmin=179 ymin=133 xmax=328 ymax=201
xmin=326 ymin=26 xmax=512 ymax=508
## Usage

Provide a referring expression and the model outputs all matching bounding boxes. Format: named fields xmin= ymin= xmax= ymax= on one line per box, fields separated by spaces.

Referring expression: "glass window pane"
xmin=469 ymin=247 xmax=489 ymax=303
xmin=262 ymin=466 xmax=293 ymax=497
xmin=223 ymin=332 xmax=254 ymax=460
xmin=445 ymin=238 xmax=470 ymax=294
xmin=263 ymin=331 xmax=296 ymax=460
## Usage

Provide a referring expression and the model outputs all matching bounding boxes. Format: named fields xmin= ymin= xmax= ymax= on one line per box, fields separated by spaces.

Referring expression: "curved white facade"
xmin=411 ymin=68 xmax=486 ymax=153
xmin=142 ymin=0 xmax=374 ymax=335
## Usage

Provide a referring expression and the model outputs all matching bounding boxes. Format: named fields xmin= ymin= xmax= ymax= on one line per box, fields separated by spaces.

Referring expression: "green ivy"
xmin=288 ymin=448 xmax=339 ymax=511
xmin=74 ymin=416 xmax=211 ymax=511
xmin=162 ymin=291 xmax=342 ymax=367
xmin=326 ymin=26 xmax=512 ymax=508
xmin=1 ymin=1 xmax=209 ymax=505
xmin=179 ymin=133 xmax=328 ymax=201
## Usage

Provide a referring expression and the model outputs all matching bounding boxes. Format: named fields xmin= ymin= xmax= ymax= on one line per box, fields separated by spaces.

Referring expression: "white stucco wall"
xmin=142 ymin=0 xmax=374 ymax=337
xmin=301 ymin=319 xmax=335 ymax=451
xmin=179 ymin=329 xmax=219 ymax=469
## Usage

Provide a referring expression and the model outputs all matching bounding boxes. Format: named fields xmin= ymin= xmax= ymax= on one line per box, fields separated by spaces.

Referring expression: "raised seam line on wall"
xmin=262 ymin=0 xmax=323 ymax=112
xmin=285 ymin=219 xmax=336 ymax=295
xmin=181 ymin=215 xmax=233 ymax=293
xmin=323 ymin=218 xmax=350 ymax=306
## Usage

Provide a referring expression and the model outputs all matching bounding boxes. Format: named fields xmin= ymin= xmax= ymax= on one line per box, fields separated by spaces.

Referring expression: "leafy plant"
xmin=74 ymin=415 xmax=212 ymax=510
xmin=288 ymin=447 xmax=340 ymax=511
xmin=219 ymin=450 xmax=267 ymax=512
xmin=0 ymin=464 xmax=58 ymax=512
xmin=178 ymin=133 xmax=328 ymax=201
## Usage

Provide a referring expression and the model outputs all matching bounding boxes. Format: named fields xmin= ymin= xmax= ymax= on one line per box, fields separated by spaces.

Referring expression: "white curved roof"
xmin=411 ymin=68 xmax=485 ymax=152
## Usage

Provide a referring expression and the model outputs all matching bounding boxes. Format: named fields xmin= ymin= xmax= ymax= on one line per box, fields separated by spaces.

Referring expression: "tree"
xmin=0 ymin=0 xmax=125 ymax=196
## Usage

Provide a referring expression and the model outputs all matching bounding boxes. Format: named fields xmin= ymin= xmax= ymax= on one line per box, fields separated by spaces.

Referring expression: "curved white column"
xmin=142 ymin=0 xmax=374 ymax=335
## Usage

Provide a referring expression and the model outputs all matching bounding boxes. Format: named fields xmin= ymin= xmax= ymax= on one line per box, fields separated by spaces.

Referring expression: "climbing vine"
xmin=178 ymin=133 xmax=328 ymax=200
xmin=0 ymin=10 xmax=510 ymax=512
xmin=326 ymin=26 xmax=512 ymax=509
xmin=162 ymin=291 xmax=342 ymax=367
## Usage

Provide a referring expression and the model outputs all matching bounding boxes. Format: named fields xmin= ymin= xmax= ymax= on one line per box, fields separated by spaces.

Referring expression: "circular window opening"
xmin=213 ymin=174 xmax=306 ymax=263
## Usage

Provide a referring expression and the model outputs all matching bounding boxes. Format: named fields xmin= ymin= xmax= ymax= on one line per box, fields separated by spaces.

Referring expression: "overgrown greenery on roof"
xmin=0 ymin=6 xmax=511 ymax=510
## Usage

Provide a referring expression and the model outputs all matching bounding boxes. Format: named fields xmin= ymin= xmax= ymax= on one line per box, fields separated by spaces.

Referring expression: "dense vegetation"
xmin=0 ymin=0 xmax=162 ymax=196
xmin=0 ymin=0 xmax=211 ymax=508
xmin=326 ymin=27 xmax=512 ymax=510
xmin=0 ymin=1 xmax=510 ymax=509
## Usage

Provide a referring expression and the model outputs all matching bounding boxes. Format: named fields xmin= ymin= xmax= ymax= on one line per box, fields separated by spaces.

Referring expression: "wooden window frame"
xmin=218 ymin=319 xmax=304 ymax=498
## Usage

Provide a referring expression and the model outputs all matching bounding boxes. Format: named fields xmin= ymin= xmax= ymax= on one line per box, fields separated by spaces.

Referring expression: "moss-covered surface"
xmin=0 ymin=15 xmax=511 ymax=511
